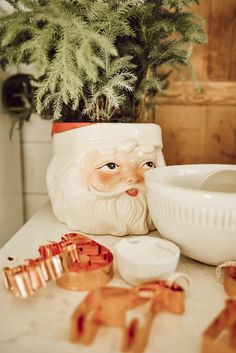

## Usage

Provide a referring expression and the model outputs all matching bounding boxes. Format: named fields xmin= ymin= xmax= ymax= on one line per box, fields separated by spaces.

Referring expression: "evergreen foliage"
xmin=0 ymin=0 xmax=207 ymax=123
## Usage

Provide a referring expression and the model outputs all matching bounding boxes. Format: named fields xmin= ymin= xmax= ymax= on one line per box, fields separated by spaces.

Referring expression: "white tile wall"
xmin=21 ymin=113 xmax=52 ymax=220
xmin=0 ymin=68 xmax=52 ymax=243
xmin=24 ymin=194 xmax=49 ymax=220
xmin=22 ymin=113 xmax=51 ymax=142
xmin=0 ymin=71 xmax=24 ymax=246
xmin=22 ymin=142 xmax=52 ymax=194
xmin=0 ymin=193 xmax=23 ymax=247
xmin=0 ymin=134 xmax=22 ymax=193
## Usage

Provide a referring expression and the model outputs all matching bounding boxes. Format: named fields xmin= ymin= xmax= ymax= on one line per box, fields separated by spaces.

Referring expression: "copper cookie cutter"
xmin=216 ymin=261 xmax=236 ymax=298
xmin=202 ymin=299 xmax=236 ymax=353
xmin=70 ymin=278 xmax=186 ymax=353
xmin=2 ymin=233 xmax=113 ymax=298
xmin=202 ymin=261 xmax=236 ymax=353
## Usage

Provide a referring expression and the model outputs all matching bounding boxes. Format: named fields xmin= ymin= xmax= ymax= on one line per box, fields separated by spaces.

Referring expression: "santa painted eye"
xmin=97 ymin=162 xmax=120 ymax=172
xmin=141 ymin=161 xmax=156 ymax=169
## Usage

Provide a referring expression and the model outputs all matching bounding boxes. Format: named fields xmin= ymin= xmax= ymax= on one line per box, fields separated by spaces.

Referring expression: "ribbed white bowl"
xmin=145 ymin=164 xmax=236 ymax=266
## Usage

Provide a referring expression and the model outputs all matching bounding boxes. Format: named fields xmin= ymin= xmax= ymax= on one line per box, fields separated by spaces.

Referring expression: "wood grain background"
xmin=153 ymin=1 xmax=236 ymax=165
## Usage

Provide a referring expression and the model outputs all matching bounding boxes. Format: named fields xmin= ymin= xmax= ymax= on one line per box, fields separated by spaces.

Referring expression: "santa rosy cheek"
xmin=90 ymin=172 xmax=121 ymax=189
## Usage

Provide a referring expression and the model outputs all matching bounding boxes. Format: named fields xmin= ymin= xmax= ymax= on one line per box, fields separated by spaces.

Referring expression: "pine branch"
xmin=82 ymin=53 xmax=136 ymax=120
xmin=162 ymin=0 xmax=199 ymax=11
xmin=0 ymin=0 xmax=207 ymax=123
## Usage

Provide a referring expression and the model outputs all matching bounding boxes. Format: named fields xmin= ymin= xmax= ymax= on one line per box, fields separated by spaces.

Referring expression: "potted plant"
xmin=0 ymin=0 xmax=206 ymax=236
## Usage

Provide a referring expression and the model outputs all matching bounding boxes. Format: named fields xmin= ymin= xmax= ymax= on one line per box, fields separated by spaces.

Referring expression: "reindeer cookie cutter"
xmin=202 ymin=261 xmax=236 ymax=353
xmin=2 ymin=233 xmax=113 ymax=298
xmin=216 ymin=261 xmax=236 ymax=299
xmin=70 ymin=275 xmax=189 ymax=353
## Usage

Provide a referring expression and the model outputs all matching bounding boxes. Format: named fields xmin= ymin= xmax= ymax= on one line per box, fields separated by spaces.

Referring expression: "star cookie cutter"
xmin=70 ymin=278 xmax=186 ymax=353
xmin=1 ymin=233 xmax=113 ymax=298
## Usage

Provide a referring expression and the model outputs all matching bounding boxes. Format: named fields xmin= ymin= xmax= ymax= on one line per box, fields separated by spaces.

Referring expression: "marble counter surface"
xmin=0 ymin=203 xmax=226 ymax=353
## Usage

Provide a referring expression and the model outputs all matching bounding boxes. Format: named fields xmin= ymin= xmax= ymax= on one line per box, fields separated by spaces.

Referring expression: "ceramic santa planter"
xmin=46 ymin=123 xmax=165 ymax=236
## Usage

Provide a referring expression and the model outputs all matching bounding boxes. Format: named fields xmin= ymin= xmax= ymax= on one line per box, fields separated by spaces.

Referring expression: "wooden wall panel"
xmin=207 ymin=0 xmax=236 ymax=81
xmin=156 ymin=105 xmax=206 ymax=165
xmin=156 ymin=105 xmax=236 ymax=165
xmin=190 ymin=0 xmax=236 ymax=81
xmin=154 ymin=82 xmax=236 ymax=106
xmin=205 ymin=106 xmax=236 ymax=163
xmin=153 ymin=0 xmax=236 ymax=166
xmin=190 ymin=1 xmax=211 ymax=82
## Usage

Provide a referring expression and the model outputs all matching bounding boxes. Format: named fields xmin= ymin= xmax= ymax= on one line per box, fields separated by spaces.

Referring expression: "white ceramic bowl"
xmin=115 ymin=236 xmax=180 ymax=286
xmin=145 ymin=164 xmax=236 ymax=266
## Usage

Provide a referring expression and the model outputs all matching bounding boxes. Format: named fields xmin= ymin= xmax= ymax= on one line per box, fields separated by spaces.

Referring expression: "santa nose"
xmin=124 ymin=171 xmax=142 ymax=184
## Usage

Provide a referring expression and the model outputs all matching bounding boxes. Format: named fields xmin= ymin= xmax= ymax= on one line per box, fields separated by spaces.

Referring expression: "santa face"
xmin=47 ymin=123 xmax=165 ymax=236
xmin=82 ymin=145 xmax=157 ymax=198
xmin=47 ymin=142 xmax=164 ymax=236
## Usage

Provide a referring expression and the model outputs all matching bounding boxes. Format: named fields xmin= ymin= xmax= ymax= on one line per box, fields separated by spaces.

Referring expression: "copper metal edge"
xmin=216 ymin=261 xmax=236 ymax=298
xmin=202 ymin=299 xmax=236 ymax=353
xmin=70 ymin=279 xmax=185 ymax=353
xmin=56 ymin=262 xmax=113 ymax=291
xmin=1 ymin=233 xmax=113 ymax=298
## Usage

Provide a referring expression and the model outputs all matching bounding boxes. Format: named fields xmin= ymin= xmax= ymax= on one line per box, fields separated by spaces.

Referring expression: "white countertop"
xmin=0 ymin=203 xmax=226 ymax=353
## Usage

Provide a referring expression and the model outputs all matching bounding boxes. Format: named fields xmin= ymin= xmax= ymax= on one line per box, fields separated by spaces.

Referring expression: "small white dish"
xmin=115 ymin=236 xmax=180 ymax=286
xmin=197 ymin=169 xmax=236 ymax=192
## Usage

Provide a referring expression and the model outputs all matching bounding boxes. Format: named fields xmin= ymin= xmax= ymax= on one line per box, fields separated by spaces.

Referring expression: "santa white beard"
xmin=51 ymin=186 xmax=155 ymax=236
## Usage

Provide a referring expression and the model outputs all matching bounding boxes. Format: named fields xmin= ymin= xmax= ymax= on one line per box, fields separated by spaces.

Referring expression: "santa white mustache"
xmin=89 ymin=183 xmax=147 ymax=198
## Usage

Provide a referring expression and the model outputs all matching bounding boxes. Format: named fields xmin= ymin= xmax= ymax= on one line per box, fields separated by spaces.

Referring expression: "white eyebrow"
xmin=139 ymin=145 xmax=155 ymax=153
xmin=118 ymin=140 xmax=137 ymax=153
xmin=98 ymin=148 xmax=116 ymax=157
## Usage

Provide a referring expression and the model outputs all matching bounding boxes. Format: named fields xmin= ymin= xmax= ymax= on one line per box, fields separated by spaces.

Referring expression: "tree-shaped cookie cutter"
xmin=70 ymin=279 xmax=186 ymax=353
xmin=202 ymin=261 xmax=236 ymax=353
